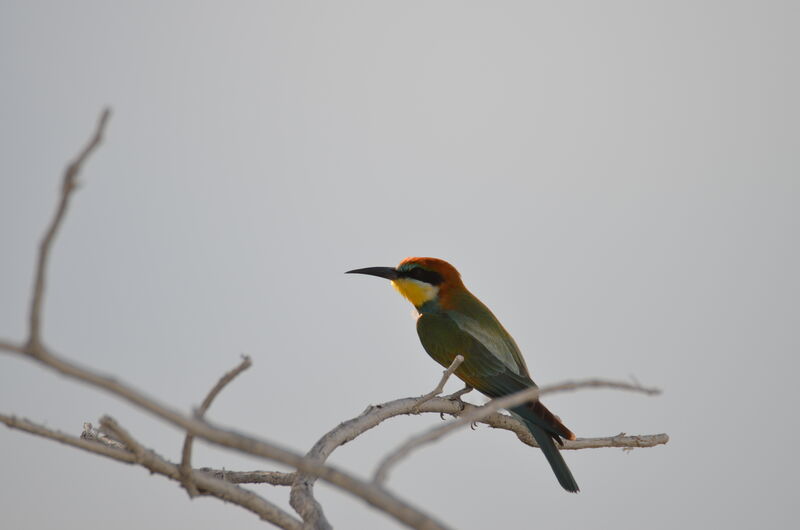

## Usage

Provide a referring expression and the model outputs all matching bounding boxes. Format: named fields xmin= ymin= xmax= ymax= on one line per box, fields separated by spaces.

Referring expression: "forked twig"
xmin=0 ymin=413 xmax=301 ymax=529
xmin=0 ymin=109 xmax=451 ymax=530
xmin=180 ymin=355 xmax=252 ymax=496
xmin=0 ymin=109 xmax=669 ymax=530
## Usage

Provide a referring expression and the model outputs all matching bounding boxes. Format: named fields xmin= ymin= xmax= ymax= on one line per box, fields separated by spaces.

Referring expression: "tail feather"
xmin=511 ymin=403 xmax=579 ymax=493
xmin=526 ymin=399 xmax=576 ymax=443
xmin=525 ymin=420 xmax=580 ymax=492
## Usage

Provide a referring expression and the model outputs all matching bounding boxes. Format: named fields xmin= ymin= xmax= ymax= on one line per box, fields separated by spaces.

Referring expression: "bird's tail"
xmin=511 ymin=405 xmax=579 ymax=493
xmin=524 ymin=399 xmax=576 ymax=443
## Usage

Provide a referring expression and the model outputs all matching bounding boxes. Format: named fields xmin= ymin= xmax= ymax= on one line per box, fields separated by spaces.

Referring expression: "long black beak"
xmin=345 ymin=266 xmax=399 ymax=280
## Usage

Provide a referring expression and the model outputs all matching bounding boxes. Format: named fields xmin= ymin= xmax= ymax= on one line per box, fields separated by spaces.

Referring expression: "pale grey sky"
xmin=1 ymin=2 xmax=798 ymax=529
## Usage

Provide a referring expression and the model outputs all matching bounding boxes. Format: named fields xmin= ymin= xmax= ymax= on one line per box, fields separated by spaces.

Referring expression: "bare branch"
xmin=2 ymin=333 xmax=665 ymax=530
xmin=196 ymin=356 xmax=254 ymax=416
xmin=27 ymin=108 xmax=111 ymax=352
xmin=540 ymin=378 xmax=661 ymax=396
xmin=373 ymin=387 xmax=540 ymax=486
xmin=1 ymin=341 xmax=451 ymax=530
xmin=106 ymin=416 xmax=302 ymax=529
xmin=408 ymin=398 xmax=669 ymax=451
xmin=0 ymin=339 xmax=28 ymax=355
xmin=198 ymin=468 xmax=296 ymax=486
xmin=289 ymin=380 xmax=667 ymax=526
xmin=81 ymin=422 xmax=126 ymax=449
xmin=1 ymin=413 xmax=137 ymax=463
xmin=181 ymin=355 xmax=252 ymax=496
xmin=288 ymin=355 xmax=458 ymax=527
xmin=0 ymin=413 xmax=302 ymax=529
xmin=0 ymin=108 xmax=450 ymax=529
xmin=413 ymin=355 xmax=464 ymax=410
xmin=0 ymin=108 xmax=668 ymax=530
xmin=564 ymin=432 xmax=670 ymax=449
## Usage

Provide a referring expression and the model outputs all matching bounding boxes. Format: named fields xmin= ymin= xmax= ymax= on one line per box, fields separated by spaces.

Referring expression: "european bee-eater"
xmin=347 ymin=257 xmax=579 ymax=492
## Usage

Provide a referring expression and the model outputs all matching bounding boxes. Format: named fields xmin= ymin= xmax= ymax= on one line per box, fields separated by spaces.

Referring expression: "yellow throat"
xmin=391 ymin=278 xmax=439 ymax=307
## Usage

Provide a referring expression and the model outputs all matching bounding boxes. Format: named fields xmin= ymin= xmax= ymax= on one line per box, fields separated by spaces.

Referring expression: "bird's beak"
xmin=345 ymin=266 xmax=399 ymax=280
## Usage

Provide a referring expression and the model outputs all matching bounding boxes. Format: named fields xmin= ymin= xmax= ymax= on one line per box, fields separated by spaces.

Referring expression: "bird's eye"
xmin=409 ymin=268 xmax=425 ymax=280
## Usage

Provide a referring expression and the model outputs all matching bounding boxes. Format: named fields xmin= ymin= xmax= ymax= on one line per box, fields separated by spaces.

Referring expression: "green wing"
xmin=445 ymin=290 xmax=530 ymax=378
xmin=416 ymin=312 xmax=535 ymax=398
xmin=417 ymin=309 xmax=580 ymax=492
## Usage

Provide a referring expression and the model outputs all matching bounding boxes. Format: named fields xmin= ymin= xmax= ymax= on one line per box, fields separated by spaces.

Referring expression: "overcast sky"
xmin=1 ymin=2 xmax=798 ymax=529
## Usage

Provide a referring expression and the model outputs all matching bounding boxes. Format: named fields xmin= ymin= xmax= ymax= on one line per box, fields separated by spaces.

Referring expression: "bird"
xmin=346 ymin=257 xmax=579 ymax=492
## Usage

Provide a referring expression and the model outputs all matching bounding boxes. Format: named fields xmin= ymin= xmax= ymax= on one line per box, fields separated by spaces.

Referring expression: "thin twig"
xmin=27 ymin=108 xmax=111 ymax=352
xmin=1 ymin=413 xmax=137 ymax=463
xmin=1 ymin=334 xmax=665 ymax=530
xmin=180 ymin=355 xmax=252 ymax=496
xmin=2 ymin=342 xmax=451 ymax=530
xmin=197 ymin=468 xmax=296 ymax=486
xmin=563 ymin=432 xmax=670 ymax=449
xmin=0 ymin=103 xmax=450 ymax=530
xmin=1 ymin=415 xmax=296 ymax=488
xmin=373 ymin=386 xmax=540 ymax=486
xmin=81 ymin=422 xmax=126 ymax=449
xmin=540 ymin=378 xmax=661 ymax=396
xmin=0 ymin=413 xmax=302 ymax=529
xmin=0 ymin=107 xmax=668 ymax=530
xmin=413 ymin=355 xmax=463 ymax=411
xmin=0 ymin=339 xmax=28 ymax=355
xmin=408 ymin=398 xmax=669 ymax=451
xmin=99 ymin=416 xmax=301 ymax=529
xmin=288 ymin=375 xmax=666 ymax=528
xmin=99 ymin=415 xmax=148 ymax=462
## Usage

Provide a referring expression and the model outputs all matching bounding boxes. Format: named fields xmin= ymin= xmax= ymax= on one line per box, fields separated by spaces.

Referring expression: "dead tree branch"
xmin=0 ymin=109 xmax=668 ymax=530
xmin=198 ymin=469 xmax=296 ymax=486
xmin=372 ymin=378 xmax=664 ymax=485
xmin=2 ymin=413 xmax=137 ymax=463
xmin=0 ymin=108 xmax=451 ymax=530
xmin=181 ymin=355 xmax=253 ymax=496
xmin=413 ymin=355 xmax=464 ymax=410
xmin=540 ymin=378 xmax=661 ymax=396
xmin=0 ymin=413 xmax=302 ymax=529
xmin=289 ymin=377 xmax=667 ymax=527
xmin=373 ymin=386 xmax=540 ymax=486
xmin=2 ymin=340 xmax=452 ymax=529
xmin=27 ymin=108 xmax=110 ymax=352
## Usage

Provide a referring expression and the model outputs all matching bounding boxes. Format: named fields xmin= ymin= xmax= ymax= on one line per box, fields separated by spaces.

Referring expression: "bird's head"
xmin=346 ymin=257 xmax=464 ymax=309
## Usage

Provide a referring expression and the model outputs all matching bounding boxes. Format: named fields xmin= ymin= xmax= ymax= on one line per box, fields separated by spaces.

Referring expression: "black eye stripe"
xmin=400 ymin=268 xmax=444 ymax=285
